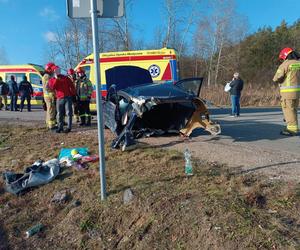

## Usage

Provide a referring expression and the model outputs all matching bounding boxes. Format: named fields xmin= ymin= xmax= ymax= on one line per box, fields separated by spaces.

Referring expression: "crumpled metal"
xmin=2 ymin=159 xmax=60 ymax=195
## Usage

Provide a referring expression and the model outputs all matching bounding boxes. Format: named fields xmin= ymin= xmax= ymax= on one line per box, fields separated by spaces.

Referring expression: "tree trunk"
xmin=215 ymin=37 xmax=224 ymax=85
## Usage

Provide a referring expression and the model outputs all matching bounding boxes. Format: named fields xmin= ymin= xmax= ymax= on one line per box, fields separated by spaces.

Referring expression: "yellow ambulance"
xmin=0 ymin=64 xmax=44 ymax=105
xmin=75 ymin=48 xmax=179 ymax=110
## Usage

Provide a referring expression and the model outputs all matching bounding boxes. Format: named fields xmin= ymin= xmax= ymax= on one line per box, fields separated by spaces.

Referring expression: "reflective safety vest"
xmin=42 ymin=73 xmax=55 ymax=98
xmin=273 ymin=59 xmax=300 ymax=99
xmin=76 ymin=77 xmax=93 ymax=101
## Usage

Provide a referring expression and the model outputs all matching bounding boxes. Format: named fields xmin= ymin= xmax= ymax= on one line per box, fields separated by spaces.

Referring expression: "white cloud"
xmin=44 ymin=31 xmax=57 ymax=42
xmin=39 ymin=7 xmax=59 ymax=21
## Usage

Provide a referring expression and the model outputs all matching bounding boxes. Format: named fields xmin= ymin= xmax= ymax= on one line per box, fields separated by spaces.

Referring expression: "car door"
xmin=174 ymin=77 xmax=203 ymax=97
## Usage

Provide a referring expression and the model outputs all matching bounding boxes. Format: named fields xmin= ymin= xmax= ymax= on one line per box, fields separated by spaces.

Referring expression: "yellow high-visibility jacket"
xmin=273 ymin=59 xmax=300 ymax=99
xmin=42 ymin=73 xmax=55 ymax=98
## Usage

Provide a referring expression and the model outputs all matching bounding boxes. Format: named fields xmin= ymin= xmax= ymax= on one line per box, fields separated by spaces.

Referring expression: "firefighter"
xmin=75 ymin=67 xmax=93 ymax=126
xmin=67 ymin=68 xmax=79 ymax=123
xmin=273 ymin=47 xmax=300 ymax=136
xmin=42 ymin=62 xmax=57 ymax=131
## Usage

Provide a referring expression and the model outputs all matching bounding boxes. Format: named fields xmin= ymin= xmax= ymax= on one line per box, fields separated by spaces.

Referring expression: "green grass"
xmin=0 ymin=125 xmax=299 ymax=249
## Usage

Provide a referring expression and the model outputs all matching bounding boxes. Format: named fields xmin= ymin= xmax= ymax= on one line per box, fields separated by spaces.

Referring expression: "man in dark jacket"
xmin=8 ymin=75 xmax=19 ymax=111
xmin=229 ymin=72 xmax=244 ymax=117
xmin=0 ymin=76 xmax=9 ymax=110
xmin=19 ymin=75 xmax=33 ymax=112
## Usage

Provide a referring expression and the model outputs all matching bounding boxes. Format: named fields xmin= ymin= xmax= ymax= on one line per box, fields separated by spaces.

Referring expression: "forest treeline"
xmin=185 ymin=19 xmax=300 ymax=88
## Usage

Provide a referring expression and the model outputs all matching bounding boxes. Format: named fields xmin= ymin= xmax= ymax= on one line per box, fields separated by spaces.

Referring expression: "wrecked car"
xmin=103 ymin=66 xmax=221 ymax=151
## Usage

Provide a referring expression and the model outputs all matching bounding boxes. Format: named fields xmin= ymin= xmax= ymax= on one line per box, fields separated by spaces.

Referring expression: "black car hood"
xmin=119 ymin=82 xmax=195 ymax=102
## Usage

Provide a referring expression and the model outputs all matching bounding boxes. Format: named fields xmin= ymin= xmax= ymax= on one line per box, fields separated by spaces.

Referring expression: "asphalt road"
xmin=0 ymin=106 xmax=299 ymax=153
xmin=1 ymin=106 xmax=300 ymax=180
xmin=209 ymin=107 xmax=300 ymax=154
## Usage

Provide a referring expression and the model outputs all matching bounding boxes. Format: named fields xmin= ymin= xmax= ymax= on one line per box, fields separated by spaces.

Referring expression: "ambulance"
xmin=75 ymin=48 xmax=179 ymax=110
xmin=0 ymin=64 xmax=44 ymax=105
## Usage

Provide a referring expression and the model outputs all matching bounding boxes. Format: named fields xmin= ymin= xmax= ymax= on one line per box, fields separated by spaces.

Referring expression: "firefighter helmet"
xmin=279 ymin=47 xmax=293 ymax=60
xmin=76 ymin=67 xmax=85 ymax=77
xmin=45 ymin=62 xmax=55 ymax=72
xmin=68 ymin=68 xmax=75 ymax=75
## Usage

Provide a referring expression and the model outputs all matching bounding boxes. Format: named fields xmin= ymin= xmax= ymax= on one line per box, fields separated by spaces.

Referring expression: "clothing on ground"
xmin=2 ymin=159 xmax=60 ymax=195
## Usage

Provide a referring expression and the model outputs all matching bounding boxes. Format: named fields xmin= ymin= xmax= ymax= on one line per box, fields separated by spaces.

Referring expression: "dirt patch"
xmin=0 ymin=124 xmax=299 ymax=249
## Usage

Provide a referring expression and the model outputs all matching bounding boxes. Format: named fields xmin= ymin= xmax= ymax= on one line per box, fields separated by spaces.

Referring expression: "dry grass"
xmin=0 ymin=124 xmax=299 ymax=249
xmin=201 ymin=83 xmax=281 ymax=107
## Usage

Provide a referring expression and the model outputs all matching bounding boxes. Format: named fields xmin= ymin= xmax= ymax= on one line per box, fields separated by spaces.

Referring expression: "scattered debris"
xmin=71 ymin=199 xmax=81 ymax=207
xmin=11 ymin=159 xmax=18 ymax=167
xmin=25 ymin=223 xmax=44 ymax=238
xmin=51 ymin=190 xmax=70 ymax=204
xmin=123 ymin=188 xmax=134 ymax=204
xmin=2 ymin=159 xmax=60 ymax=195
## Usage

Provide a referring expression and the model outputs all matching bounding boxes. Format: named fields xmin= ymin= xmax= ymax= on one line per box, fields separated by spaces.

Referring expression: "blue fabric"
xmin=231 ymin=95 xmax=240 ymax=115
xmin=57 ymin=97 xmax=73 ymax=130
xmin=58 ymin=147 xmax=89 ymax=160
xmin=10 ymin=94 xmax=18 ymax=111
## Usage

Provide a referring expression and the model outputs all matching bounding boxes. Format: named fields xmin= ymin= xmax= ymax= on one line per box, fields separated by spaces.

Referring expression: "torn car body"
xmin=103 ymin=66 xmax=221 ymax=151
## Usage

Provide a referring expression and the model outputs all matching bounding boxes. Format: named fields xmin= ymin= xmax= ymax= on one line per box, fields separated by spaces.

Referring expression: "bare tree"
xmin=44 ymin=19 xmax=94 ymax=70
xmin=161 ymin=0 xmax=200 ymax=54
xmin=194 ymin=0 xmax=248 ymax=85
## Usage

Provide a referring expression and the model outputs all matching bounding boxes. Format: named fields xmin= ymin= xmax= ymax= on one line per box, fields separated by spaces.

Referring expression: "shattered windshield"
xmin=122 ymin=82 xmax=194 ymax=99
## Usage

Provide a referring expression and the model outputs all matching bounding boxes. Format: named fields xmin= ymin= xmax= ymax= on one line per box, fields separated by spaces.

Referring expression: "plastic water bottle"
xmin=25 ymin=223 xmax=44 ymax=238
xmin=184 ymin=148 xmax=193 ymax=175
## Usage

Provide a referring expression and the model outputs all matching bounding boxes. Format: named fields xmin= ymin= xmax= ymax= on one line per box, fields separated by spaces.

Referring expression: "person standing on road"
xmin=229 ymin=72 xmax=244 ymax=117
xmin=18 ymin=76 xmax=33 ymax=112
xmin=42 ymin=62 xmax=57 ymax=131
xmin=48 ymin=65 xmax=76 ymax=133
xmin=67 ymin=68 xmax=80 ymax=123
xmin=75 ymin=67 xmax=93 ymax=126
xmin=273 ymin=47 xmax=300 ymax=136
xmin=0 ymin=77 xmax=9 ymax=110
xmin=8 ymin=75 xmax=19 ymax=111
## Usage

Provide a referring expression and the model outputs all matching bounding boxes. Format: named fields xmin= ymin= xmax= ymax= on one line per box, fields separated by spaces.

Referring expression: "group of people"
xmin=42 ymin=62 xmax=93 ymax=133
xmin=227 ymin=47 xmax=300 ymax=137
xmin=0 ymin=75 xmax=33 ymax=112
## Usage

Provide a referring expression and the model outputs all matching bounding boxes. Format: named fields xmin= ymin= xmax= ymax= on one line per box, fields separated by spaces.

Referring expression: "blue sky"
xmin=0 ymin=0 xmax=299 ymax=66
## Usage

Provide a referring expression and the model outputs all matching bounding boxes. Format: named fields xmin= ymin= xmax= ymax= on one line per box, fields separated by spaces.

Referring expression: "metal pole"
xmin=90 ymin=0 xmax=106 ymax=200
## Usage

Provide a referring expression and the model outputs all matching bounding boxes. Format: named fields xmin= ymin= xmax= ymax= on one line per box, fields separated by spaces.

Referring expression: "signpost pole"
xmin=90 ymin=0 xmax=106 ymax=200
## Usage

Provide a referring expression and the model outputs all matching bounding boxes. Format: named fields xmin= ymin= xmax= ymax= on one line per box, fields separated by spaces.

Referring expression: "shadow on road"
xmin=192 ymin=116 xmax=296 ymax=142
xmin=209 ymin=107 xmax=282 ymax=115
xmin=217 ymin=119 xmax=287 ymax=142
xmin=236 ymin=160 xmax=300 ymax=175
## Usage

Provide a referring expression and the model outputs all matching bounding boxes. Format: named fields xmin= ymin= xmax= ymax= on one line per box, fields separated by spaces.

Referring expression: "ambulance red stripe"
xmin=81 ymin=55 xmax=176 ymax=64
xmin=0 ymin=68 xmax=37 ymax=72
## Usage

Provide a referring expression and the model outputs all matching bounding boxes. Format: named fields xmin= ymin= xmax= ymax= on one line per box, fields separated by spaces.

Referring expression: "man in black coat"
xmin=229 ymin=72 xmax=244 ymax=117
xmin=8 ymin=75 xmax=19 ymax=111
xmin=19 ymin=75 xmax=33 ymax=112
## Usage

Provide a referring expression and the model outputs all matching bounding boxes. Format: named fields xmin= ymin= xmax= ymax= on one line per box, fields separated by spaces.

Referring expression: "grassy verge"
xmin=0 ymin=125 xmax=299 ymax=249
